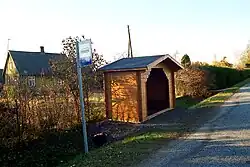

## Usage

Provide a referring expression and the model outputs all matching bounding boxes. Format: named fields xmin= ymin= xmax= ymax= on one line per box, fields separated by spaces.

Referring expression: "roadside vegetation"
xmin=190 ymin=78 xmax=250 ymax=109
xmin=175 ymin=54 xmax=250 ymax=109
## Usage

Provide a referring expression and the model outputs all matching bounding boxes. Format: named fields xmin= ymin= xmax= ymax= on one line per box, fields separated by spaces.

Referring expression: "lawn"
xmin=175 ymin=96 xmax=203 ymax=109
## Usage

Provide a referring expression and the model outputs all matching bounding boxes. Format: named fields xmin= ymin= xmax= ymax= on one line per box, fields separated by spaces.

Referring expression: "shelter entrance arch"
xmin=146 ymin=68 xmax=169 ymax=116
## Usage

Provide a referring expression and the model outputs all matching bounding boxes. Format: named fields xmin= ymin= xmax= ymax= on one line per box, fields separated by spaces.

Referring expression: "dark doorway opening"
xmin=146 ymin=68 xmax=169 ymax=116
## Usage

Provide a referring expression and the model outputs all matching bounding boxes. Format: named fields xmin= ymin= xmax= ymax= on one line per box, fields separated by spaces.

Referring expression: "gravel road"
xmin=136 ymin=83 xmax=250 ymax=167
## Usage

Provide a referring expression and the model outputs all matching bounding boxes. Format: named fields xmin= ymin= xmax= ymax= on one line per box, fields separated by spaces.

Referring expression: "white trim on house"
xmin=28 ymin=76 xmax=36 ymax=87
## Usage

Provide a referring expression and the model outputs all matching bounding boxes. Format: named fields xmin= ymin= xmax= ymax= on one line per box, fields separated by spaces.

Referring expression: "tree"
xmin=212 ymin=56 xmax=233 ymax=68
xmin=113 ymin=52 xmax=128 ymax=61
xmin=237 ymin=42 xmax=250 ymax=68
xmin=181 ymin=54 xmax=191 ymax=68
xmin=221 ymin=56 xmax=233 ymax=67
xmin=50 ymin=36 xmax=107 ymax=122
xmin=191 ymin=61 xmax=209 ymax=67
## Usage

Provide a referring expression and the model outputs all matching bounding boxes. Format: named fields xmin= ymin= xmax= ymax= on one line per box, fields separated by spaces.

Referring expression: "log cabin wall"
xmin=104 ymin=72 xmax=112 ymax=119
xmin=108 ymin=71 xmax=139 ymax=123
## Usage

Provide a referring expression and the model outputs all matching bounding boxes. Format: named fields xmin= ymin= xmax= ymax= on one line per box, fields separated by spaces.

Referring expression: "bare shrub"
xmin=175 ymin=67 xmax=214 ymax=97
xmin=0 ymin=75 xmax=105 ymax=149
xmin=0 ymin=102 xmax=17 ymax=148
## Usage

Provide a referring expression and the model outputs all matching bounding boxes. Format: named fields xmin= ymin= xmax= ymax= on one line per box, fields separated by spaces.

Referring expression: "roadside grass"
xmin=190 ymin=78 xmax=250 ymax=109
xmin=58 ymin=128 xmax=182 ymax=167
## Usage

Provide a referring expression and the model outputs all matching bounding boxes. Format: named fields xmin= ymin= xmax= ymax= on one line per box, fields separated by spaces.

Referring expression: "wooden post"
xmin=140 ymin=70 xmax=150 ymax=121
xmin=104 ymin=73 xmax=112 ymax=119
xmin=169 ymin=71 xmax=176 ymax=108
xmin=136 ymin=71 xmax=142 ymax=122
xmin=172 ymin=72 xmax=176 ymax=107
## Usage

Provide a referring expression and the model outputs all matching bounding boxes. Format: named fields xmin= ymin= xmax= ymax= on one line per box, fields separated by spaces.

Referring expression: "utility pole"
xmin=173 ymin=50 xmax=179 ymax=59
xmin=7 ymin=38 xmax=11 ymax=51
xmin=127 ymin=40 xmax=130 ymax=58
xmin=127 ymin=25 xmax=133 ymax=58
xmin=213 ymin=54 xmax=217 ymax=62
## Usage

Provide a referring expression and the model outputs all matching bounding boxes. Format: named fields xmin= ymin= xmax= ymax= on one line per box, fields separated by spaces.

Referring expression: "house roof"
xmin=0 ymin=69 xmax=3 ymax=83
xmin=100 ymin=54 xmax=183 ymax=72
xmin=5 ymin=50 xmax=61 ymax=75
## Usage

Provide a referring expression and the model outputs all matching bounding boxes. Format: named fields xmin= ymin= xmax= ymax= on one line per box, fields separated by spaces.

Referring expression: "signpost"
xmin=76 ymin=39 xmax=92 ymax=153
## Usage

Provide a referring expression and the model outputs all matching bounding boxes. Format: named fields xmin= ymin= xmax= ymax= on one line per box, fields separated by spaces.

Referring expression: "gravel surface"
xmin=136 ymin=83 xmax=250 ymax=167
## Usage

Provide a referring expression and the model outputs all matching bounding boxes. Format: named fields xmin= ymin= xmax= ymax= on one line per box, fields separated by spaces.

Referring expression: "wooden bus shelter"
xmin=100 ymin=54 xmax=183 ymax=123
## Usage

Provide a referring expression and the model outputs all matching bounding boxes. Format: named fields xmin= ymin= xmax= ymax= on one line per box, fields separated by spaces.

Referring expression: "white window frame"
xmin=9 ymin=62 xmax=12 ymax=70
xmin=58 ymin=79 xmax=64 ymax=85
xmin=28 ymin=76 xmax=36 ymax=87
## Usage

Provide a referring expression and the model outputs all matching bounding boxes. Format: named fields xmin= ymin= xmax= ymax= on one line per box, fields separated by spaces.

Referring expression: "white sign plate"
xmin=78 ymin=39 xmax=92 ymax=67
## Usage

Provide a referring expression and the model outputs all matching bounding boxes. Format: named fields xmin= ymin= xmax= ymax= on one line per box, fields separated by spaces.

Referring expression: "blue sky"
xmin=1 ymin=0 xmax=250 ymax=68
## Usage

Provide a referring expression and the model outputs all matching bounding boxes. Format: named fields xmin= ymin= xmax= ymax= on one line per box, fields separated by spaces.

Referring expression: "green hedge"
xmin=199 ymin=66 xmax=250 ymax=90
